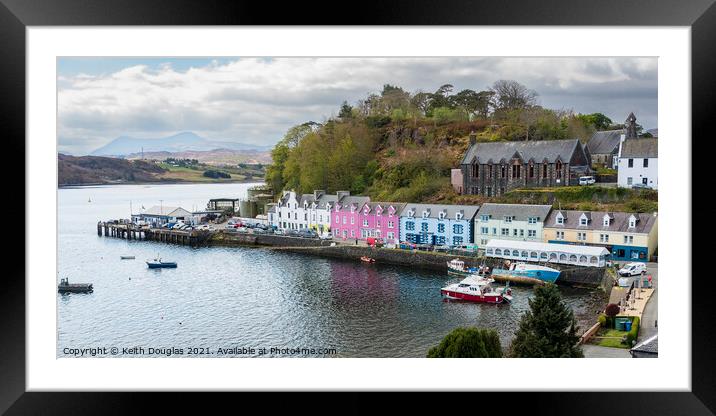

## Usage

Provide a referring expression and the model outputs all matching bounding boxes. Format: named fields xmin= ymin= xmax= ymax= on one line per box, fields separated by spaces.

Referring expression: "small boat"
xmin=491 ymin=261 xmax=560 ymax=284
xmin=146 ymin=256 xmax=177 ymax=268
xmin=360 ymin=256 xmax=376 ymax=263
xmin=441 ymin=273 xmax=512 ymax=304
xmin=120 ymin=255 xmax=135 ymax=260
xmin=58 ymin=277 xmax=93 ymax=293
xmin=446 ymin=258 xmax=486 ymax=276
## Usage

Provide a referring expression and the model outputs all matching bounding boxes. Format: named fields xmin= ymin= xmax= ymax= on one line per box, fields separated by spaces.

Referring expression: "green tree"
xmin=338 ymin=101 xmax=354 ymax=119
xmin=509 ymin=283 xmax=583 ymax=358
xmin=427 ymin=327 xmax=503 ymax=358
xmin=491 ymin=79 xmax=538 ymax=113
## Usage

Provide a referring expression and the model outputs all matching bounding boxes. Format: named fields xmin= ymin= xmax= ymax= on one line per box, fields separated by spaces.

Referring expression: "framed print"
xmin=2 ymin=0 xmax=712 ymax=413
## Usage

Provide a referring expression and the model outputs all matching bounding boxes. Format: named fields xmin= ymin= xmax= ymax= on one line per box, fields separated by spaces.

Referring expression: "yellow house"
xmin=543 ymin=210 xmax=658 ymax=262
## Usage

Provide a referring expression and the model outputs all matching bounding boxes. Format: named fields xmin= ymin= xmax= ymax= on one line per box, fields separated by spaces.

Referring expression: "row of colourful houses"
xmin=267 ymin=190 xmax=658 ymax=262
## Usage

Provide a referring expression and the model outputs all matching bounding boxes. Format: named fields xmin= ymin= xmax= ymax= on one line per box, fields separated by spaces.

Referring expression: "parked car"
xmin=619 ymin=262 xmax=647 ymax=276
xmin=319 ymin=233 xmax=333 ymax=240
xmin=297 ymin=229 xmax=318 ymax=238
xmin=252 ymin=228 xmax=268 ymax=235
xmin=579 ymin=176 xmax=596 ymax=185
xmin=236 ymin=227 xmax=249 ymax=233
xmin=287 ymin=229 xmax=301 ymax=237
xmin=273 ymin=229 xmax=285 ymax=235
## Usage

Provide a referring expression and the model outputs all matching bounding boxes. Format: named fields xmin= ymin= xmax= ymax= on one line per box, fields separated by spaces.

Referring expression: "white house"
xmin=617 ymin=138 xmax=658 ymax=189
xmin=272 ymin=190 xmax=338 ymax=232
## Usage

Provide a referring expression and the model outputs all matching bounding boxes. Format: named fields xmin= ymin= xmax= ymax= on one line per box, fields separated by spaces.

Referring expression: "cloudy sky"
xmin=58 ymin=57 xmax=657 ymax=155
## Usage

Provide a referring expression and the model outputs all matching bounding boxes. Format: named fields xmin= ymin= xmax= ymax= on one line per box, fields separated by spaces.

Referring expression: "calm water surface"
xmin=58 ymin=183 xmax=605 ymax=358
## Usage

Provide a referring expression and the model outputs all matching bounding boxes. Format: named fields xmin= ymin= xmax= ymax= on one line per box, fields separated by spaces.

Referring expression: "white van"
xmin=579 ymin=176 xmax=596 ymax=185
xmin=618 ymin=262 xmax=647 ymax=276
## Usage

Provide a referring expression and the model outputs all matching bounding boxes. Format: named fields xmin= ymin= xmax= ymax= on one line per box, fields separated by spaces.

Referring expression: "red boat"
xmin=441 ymin=274 xmax=512 ymax=304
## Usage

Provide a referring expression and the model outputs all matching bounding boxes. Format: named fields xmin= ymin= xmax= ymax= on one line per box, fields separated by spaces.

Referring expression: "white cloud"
xmin=58 ymin=57 xmax=657 ymax=155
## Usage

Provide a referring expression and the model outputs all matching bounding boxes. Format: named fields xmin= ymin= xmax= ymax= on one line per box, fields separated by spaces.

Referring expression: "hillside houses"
xmin=617 ymin=138 xmax=658 ymax=190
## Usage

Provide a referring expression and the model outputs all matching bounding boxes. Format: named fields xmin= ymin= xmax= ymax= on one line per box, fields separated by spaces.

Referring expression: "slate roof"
xmin=620 ymin=138 xmax=658 ymax=158
xmin=461 ymin=139 xmax=584 ymax=165
xmin=401 ymin=203 xmax=479 ymax=220
xmin=477 ymin=203 xmax=552 ymax=222
xmin=336 ymin=195 xmax=370 ymax=210
xmin=142 ymin=206 xmax=191 ymax=217
xmin=631 ymin=334 xmax=658 ymax=355
xmin=360 ymin=201 xmax=407 ymax=214
xmin=300 ymin=192 xmax=338 ymax=209
xmin=587 ymin=130 xmax=623 ymax=155
xmin=545 ymin=210 xmax=657 ymax=233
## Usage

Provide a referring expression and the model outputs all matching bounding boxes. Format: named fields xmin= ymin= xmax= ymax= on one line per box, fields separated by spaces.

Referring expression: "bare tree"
xmin=491 ymin=80 xmax=538 ymax=112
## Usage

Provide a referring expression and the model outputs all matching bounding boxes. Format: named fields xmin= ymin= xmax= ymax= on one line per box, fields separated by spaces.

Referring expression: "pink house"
xmin=331 ymin=192 xmax=371 ymax=241
xmin=357 ymin=202 xmax=406 ymax=245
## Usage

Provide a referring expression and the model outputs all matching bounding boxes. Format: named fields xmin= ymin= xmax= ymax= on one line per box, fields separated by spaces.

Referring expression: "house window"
xmin=528 ymin=230 xmax=536 ymax=238
xmin=542 ymin=164 xmax=548 ymax=178
xmin=421 ymin=222 xmax=429 ymax=232
xmin=643 ymin=159 xmax=649 ymax=168
xmin=624 ymin=235 xmax=634 ymax=244
xmin=453 ymin=236 xmax=463 ymax=246
xmin=520 ymin=229 xmax=525 ymax=237
xmin=488 ymin=165 xmax=493 ymax=178
xmin=406 ymin=221 xmax=415 ymax=231
xmin=600 ymin=234 xmax=609 ymax=243
xmin=555 ymin=161 xmax=562 ymax=178
xmin=492 ymin=228 xmax=497 ymax=235
xmin=437 ymin=223 xmax=445 ymax=233
xmin=435 ymin=236 xmax=446 ymax=245
xmin=350 ymin=230 xmax=355 ymax=237
xmin=513 ymin=229 xmax=518 ymax=236
xmin=528 ymin=217 xmax=537 ymax=224
xmin=471 ymin=164 xmax=479 ymax=178
xmin=529 ymin=164 xmax=534 ymax=178
xmin=501 ymin=228 xmax=509 ymax=236
xmin=376 ymin=220 xmax=381 ymax=227
xmin=350 ymin=217 xmax=354 ymax=225
xmin=342 ymin=216 xmax=346 ymax=224
xmin=453 ymin=224 xmax=464 ymax=234
xmin=362 ymin=219 xmax=368 ymax=226
xmin=627 ymin=177 xmax=633 ymax=185
xmin=511 ymin=164 xmax=521 ymax=178
xmin=556 ymin=216 xmax=564 ymax=225
xmin=388 ymin=221 xmax=394 ymax=228
xmin=629 ymin=217 xmax=637 ymax=228
xmin=628 ymin=159 xmax=634 ymax=168
xmin=580 ymin=217 xmax=588 ymax=226
xmin=481 ymin=227 xmax=489 ymax=234
xmin=387 ymin=232 xmax=394 ymax=240
xmin=501 ymin=165 xmax=507 ymax=178
xmin=577 ymin=232 xmax=586 ymax=241
xmin=486 ymin=187 xmax=492 ymax=197
xmin=504 ymin=216 xmax=512 ymax=223
xmin=480 ymin=215 xmax=489 ymax=222
xmin=603 ymin=217 xmax=610 ymax=227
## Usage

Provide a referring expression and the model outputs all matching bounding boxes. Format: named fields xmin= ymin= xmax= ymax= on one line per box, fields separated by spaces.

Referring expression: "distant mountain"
xmin=90 ymin=132 xmax=271 ymax=156
xmin=58 ymin=154 xmax=167 ymax=185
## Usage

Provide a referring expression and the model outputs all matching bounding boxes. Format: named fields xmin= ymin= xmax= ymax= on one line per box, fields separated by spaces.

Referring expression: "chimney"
xmin=469 ymin=131 xmax=477 ymax=146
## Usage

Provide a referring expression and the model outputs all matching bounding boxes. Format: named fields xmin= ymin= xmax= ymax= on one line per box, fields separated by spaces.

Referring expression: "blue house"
xmin=399 ymin=203 xmax=480 ymax=246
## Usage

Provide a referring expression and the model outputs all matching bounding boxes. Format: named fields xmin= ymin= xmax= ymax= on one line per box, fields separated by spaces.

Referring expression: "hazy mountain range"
xmin=90 ymin=132 xmax=271 ymax=156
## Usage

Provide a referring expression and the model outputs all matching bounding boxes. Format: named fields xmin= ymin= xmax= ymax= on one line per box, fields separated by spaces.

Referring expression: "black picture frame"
xmin=1 ymin=0 xmax=710 ymax=413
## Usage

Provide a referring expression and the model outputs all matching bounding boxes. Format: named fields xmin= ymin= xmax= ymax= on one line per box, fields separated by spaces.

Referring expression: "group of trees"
xmin=428 ymin=284 xmax=583 ymax=358
xmin=266 ymin=80 xmax=619 ymax=201
xmin=203 ymin=170 xmax=231 ymax=179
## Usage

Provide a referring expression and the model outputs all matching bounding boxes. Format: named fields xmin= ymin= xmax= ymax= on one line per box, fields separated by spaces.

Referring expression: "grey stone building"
xmin=459 ymin=134 xmax=592 ymax=196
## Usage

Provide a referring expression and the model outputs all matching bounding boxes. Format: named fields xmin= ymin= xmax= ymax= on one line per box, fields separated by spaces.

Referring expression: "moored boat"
xmin=440 ymin=274 xmax=512 ymax=304
xmin=120 ymin=255 xmax=135 ymax=260
xmin=146 ymin=257 xmax=177 ymax=268
xmin=446 ymin=258 xmax=479 ymax=276
xmin=58 ymin=277 xmax=93 ymax=293
xmin=360 ymin=256 xmax=376 ymax=263
xmin=491 ymin=262 xmax=560 ymax=284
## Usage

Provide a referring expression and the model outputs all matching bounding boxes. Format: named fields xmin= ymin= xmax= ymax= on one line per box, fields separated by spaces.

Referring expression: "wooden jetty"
xmin=97 ymin=221 xmax=212 ymax=247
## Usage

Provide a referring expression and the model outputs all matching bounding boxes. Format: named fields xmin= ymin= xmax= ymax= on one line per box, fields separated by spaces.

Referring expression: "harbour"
xmin=58 ymin=182 xmax=608 ymax=358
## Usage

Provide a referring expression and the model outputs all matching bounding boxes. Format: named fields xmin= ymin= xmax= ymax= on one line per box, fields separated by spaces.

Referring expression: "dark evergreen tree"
xmin=427 ymin=327 xmax=503 ymax=358
xmin=509 ymin=284 xmax=583 ymax=358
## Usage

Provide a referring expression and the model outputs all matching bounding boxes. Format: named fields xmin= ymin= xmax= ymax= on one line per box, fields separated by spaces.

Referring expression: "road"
xmin=637 ymin=262 xmax=658 ymax=342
